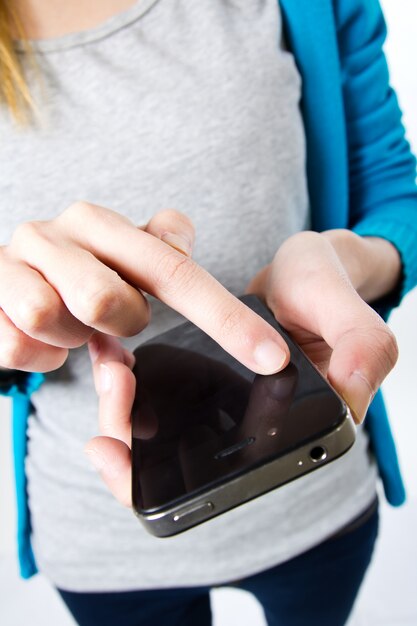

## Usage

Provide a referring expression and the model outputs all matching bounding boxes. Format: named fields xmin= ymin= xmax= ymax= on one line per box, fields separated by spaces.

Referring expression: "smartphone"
xmin=131 ymin=294 xmax=355 ymax=537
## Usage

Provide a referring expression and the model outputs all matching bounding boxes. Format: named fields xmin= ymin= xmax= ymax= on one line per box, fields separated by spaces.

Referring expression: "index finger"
xmin=59 ymin=203 xmax=289 ymax=375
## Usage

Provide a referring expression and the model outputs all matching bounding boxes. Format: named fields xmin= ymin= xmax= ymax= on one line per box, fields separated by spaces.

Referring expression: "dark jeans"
xmin=57 ymin=498 xmax=379 ymax=626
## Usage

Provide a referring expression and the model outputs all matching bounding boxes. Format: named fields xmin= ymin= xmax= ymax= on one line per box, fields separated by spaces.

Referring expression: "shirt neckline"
xmin=15 ymin=0 xmax=160 ymax=54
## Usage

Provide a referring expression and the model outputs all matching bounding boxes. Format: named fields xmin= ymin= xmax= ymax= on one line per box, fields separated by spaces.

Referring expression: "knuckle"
xmin=277 ymin=230 xmax=320 ymax=255
xmin=56 ymin=200 xmax=104 ymax=228
xmin=10 ymin=220 xmax=45 ymax=248
xmin=0 ymin=334 xmax=30 ymax=369
xmin=367 ymin=323 xmax=399 ymax=374
xmin=152 ymin=250 xmax=197 ymax=295
xmin=75 ymin=281 xmax=122 ymax=325
xmin=14 ymin=296 xmax=58 ymax=334
xmin=60 ymin=201 xmax=98 ymax=224
xmin=376 ymin=325 xmax=399 ymax=370
xmin=59 ymin=202 xmax=131 ymax=232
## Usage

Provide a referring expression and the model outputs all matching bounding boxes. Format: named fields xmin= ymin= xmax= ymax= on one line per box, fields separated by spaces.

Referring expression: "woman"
xmin=0 ymin=1 xmax=416 ymax=624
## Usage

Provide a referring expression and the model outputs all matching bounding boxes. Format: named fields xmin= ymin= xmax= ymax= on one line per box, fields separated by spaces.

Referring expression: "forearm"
xmin=322 ymin=229 xmax=402 ymax=304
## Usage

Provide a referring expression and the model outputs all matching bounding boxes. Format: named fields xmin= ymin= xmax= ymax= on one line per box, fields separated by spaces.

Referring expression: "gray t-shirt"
xmin=1 ymin=0 xmax=377 ymax=591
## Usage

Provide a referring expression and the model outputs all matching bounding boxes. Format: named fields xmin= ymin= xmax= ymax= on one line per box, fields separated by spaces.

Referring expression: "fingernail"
xmin=161 ymin=232 xmax=192 ymax=256
xmin=253 ymin=339 xmax=287 ymax=374
xmin=99 ymin=364 xmax=113 ymax=393
xmin=88 ymin=336 xmax=100 ymax=363
xmin=344 ymin=371 xmax=374 ymax=423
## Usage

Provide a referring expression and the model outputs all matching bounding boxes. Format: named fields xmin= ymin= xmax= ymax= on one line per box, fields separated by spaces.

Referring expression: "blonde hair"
xmin=0 ymin=1 xmax=34 ymax=123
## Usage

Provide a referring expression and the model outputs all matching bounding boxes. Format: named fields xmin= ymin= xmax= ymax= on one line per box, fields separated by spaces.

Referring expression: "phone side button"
xmin=173 ymin=502 xmax=214 ymax=523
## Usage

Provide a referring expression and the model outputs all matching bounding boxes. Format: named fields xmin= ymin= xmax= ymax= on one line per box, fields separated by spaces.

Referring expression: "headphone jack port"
xmin=309 ymin=446 xmax=327 ymax=463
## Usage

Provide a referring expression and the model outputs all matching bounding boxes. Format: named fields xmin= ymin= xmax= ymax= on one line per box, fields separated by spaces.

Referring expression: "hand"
xmin=85 ymin=331 xmax=137 ymax=506
xmin=0 ymin=202 xmax=290 ymax=374
xmin=85 ymin=228 xmax=400 ymax=507
xmin=85 ymin=332 xmax=295 ymax=507
xmin=243 ymin=230 xmax=400 ymax=424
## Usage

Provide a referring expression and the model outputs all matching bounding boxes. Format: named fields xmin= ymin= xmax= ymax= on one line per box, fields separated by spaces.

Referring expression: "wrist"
xmin=322 ymin=229 xmax=402 ymax=303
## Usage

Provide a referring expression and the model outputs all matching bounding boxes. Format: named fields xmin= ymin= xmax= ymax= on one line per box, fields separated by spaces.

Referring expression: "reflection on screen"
xmin=132 ymin=314 xmax=344 ymax=512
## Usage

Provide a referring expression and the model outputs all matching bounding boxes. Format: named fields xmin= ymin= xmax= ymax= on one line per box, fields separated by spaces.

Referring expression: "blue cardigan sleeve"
xmin=1 ymin=371 xmax=44 ymax=578
xmin=334 ymin=0 xmax=417 ymax=302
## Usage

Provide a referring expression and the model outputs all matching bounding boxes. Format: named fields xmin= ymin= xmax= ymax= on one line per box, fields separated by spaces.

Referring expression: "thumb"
xmin=138 ymin=208 xmax=195 ymax=257
xmin=284 ymin=235 xmax=400 ymax=424
xmin=85 ymin=436 xmax=132 ymax=507
xmin=327 ymin=319 xmax=398 ymax=424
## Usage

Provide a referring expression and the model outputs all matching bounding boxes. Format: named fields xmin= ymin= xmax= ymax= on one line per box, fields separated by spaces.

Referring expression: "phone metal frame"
xmin=133 ymin=409 xmax=356 ymax=537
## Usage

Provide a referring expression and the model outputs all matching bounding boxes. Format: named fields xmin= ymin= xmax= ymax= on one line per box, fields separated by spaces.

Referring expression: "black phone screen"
xmin=131 ymin=295 xmax=346 ymax=513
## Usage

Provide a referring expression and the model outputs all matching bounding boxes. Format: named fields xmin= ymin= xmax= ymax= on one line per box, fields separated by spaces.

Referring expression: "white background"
xmin=1 ymin=1 xmax=416 ymax=624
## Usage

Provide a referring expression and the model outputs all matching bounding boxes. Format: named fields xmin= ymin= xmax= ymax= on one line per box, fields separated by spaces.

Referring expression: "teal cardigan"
xmin=2 ymin=0 xmax=417 ymax=579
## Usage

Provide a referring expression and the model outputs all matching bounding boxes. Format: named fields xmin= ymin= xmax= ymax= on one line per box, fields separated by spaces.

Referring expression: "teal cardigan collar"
xmin=281 ymin=0 xmax=349 ymax=231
